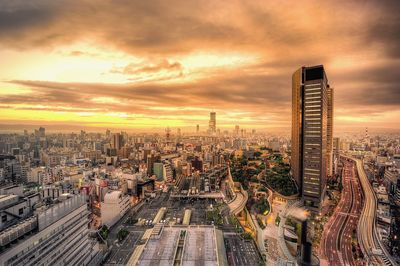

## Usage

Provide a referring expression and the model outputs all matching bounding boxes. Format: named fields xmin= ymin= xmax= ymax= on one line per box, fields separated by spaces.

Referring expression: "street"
xmin=320 ymin=161 xmax=363 ymax=265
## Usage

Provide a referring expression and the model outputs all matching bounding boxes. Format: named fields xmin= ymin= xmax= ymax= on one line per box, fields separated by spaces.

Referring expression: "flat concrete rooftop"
xmin=137 ymin=226 xmax=218 ymax=266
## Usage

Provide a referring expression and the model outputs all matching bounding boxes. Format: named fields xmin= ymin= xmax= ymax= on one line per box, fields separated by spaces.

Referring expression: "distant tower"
xmin=365 ymin=127 xmax=370 ymax=145
xmin=196 ymin=124 xmax=199 ymax=133
xmin=165 ymin=127 xmax=171 ymax=141
xmin=38 ymin=127 xmax=45 ymax=138
xmin=111 ymin=133 xmax=123 ymax=150
xmin=209 ymin=112 xmax=216 ymax=134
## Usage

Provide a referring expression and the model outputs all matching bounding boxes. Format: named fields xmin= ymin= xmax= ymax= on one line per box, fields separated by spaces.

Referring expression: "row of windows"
xmin=305 ymin=112 xmax=321 ymax=115
xmin=305 ymin=151 xmax=320 ymax=155
xmin=305 ymin=168 xmax=320 ymax=172
xmin=305 ymin=101 xmax=320 ymax=105
xmin=304 ymin=189 xmax=319 ymax=195
xmin=304 ymin=182 xmax=319 ymax=187
xmin=305 ymin=91 xmax=321 ymax=95
xmin=305 ymin=104 xmax=321 ymax=108
xmin=305 ymin=96 xmax=321 ymax=100
xmin=305 ymin=172 xmax=320 ymax=177
xmin=305 ymin=152 xmax=320 ymax=155
xmin=304 ymin=183 xmax=319 ymax=188
xmin=305 ymin=153 xmax=320 ymax=157
xmin=304 ymin=84 xmax=321 ymax=91
xmin=304 ymin=96 xmax=321 ymax=100
xmin=305 ymin=111 xmax=322 ymax=116
xmin=10 ymin=212 xmax=88 ymax=266
xmin=305 ymin=107 xmax=322 ymax=111
xmin=305 ymin=104 xmax=321 ymax=107
xmin=305 ymin=150 xmax=320 ymax=154
xmin=304 ymin=163 xmax=320 ymax=167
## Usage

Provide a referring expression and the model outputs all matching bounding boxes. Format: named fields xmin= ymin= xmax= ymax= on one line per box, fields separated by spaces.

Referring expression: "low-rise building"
xmin=101 ymin=190 xmax=130 ymax=227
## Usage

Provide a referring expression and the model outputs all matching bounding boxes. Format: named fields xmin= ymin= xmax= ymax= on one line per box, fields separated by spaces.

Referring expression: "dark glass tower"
xmin=292 ymin=65 xmax=333 ymax=211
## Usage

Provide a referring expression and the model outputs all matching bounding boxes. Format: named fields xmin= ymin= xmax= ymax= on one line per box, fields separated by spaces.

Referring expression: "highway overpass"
xmin=341 ymin=155 xmax=396 ymax=266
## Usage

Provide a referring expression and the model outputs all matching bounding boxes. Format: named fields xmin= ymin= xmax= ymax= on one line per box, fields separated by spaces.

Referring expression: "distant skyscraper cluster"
xmin=292 ymin=65 xmax=334 ymax=211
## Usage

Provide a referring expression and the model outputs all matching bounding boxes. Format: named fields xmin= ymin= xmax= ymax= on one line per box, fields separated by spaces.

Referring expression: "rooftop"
xmin=136 ymin=226 xmax=218 ymax=266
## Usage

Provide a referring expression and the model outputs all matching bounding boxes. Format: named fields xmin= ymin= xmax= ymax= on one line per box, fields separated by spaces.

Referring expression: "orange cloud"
xmin=0 ymin=0 xmax=399 ymax=131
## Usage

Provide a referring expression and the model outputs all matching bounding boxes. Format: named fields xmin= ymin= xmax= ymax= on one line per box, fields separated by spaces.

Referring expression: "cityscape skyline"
xmin=0 ymin=1 xmax=399 ymax=266
xmin=0 ymin=1 xmax=399 ymax=131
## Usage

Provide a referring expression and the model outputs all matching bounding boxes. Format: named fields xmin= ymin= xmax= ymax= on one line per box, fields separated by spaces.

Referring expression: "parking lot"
xmin=134 ymin=192 xmax=216 ymax=226
xmin=224 ymin=234 xmax=262 ymax=266
xmin=106 ymin=231 xmax=143 ymax=265
xmin=104 ymin=191 xmax=232 ymax=265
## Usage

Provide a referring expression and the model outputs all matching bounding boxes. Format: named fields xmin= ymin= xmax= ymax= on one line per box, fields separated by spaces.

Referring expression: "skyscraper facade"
xmin=291 ymin=65 xmax=333 ymax=211
xmin=209 ymin=112 xmax=216 ymax=133
xmin=326 ymin=86 xmax=334 ymax=177
xmin=235 ymin=125 xmax=239 ymax=136
xmin=111 ymin=133 xmax=124 ymax=151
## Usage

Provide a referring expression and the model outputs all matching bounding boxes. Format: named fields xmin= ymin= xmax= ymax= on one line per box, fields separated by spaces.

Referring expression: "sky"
xmin=0 ymin=0 xmax=399 ymax=132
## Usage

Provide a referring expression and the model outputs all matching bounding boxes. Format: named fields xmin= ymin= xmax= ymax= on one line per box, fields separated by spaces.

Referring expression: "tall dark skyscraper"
xmin=292 ymin=65 xmax=333 ymax=211
xmin=209 ymin=112 xmax=216 ymax=133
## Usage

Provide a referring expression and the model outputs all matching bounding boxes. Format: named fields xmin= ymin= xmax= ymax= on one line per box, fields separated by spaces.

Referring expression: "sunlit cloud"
xmin=0 ymin=0 xmax=398 ymax=131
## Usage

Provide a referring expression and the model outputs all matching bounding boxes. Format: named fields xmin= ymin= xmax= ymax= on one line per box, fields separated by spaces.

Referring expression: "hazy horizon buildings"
xmin=292 ymin=65 xmax=333 ymax=211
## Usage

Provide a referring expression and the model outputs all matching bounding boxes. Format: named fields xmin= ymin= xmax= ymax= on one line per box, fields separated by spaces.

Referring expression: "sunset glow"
xmin=0 ymin=0 xmax=399 ymax=132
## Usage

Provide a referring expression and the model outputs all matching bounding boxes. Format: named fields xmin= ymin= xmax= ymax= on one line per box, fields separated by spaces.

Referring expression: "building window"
xmin=19 ymin=208 xmax=23 ymax=215
xmin=2 ymin=215 xmax=7 ymax=222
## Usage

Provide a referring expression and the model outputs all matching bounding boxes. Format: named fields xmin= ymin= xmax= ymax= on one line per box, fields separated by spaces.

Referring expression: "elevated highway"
xmin=226 ymin=166 xmax=248 ymax=216
xmin=228 ymin=185 xmax=248 ymax=216
xmin=341 ymin=155 xmax=396 ymax=266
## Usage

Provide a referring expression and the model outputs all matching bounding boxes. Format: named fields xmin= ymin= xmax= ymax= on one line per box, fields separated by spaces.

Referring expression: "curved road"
xmin=277 ymin=200 xmax=302 ymax=263
xmin=342 ymin=155 xmax=395 ymax=266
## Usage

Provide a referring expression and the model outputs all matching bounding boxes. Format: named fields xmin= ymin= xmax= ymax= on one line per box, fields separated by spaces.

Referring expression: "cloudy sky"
xmin=0 ymin=0 xmax=399 ymax=132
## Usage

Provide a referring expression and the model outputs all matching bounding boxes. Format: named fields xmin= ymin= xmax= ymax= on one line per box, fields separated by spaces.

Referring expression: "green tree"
xmin=99 ymin=225 xmax=109 ymax=240
xmin=117 ymin=228 xmax=129 ymax=242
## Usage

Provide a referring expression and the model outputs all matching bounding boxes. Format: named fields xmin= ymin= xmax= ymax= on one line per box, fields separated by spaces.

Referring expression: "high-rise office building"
xmin=34 ymin=127 xmax=46 ymax=138
xmin=209 ymin=112 xmax=216 ymax=133
xmin=333 ymin=137 xmax=340 ymax=175
xmin=326 ymin=86 xmax=334 ymax=177
xmin=235 ymin=125 xmax=240 ymax=136
xmin=39 ymin=127 xmax=45 ymax=138
xmin=111 ymin=133 xmax=124 ymax=151
xmin=291 ymin=65 xmax=333 ymax=211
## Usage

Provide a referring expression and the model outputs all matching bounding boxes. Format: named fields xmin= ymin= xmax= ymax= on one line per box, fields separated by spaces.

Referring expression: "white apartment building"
xmin=101 ymin=190 xmax=130 ymax=227
xmin=0 ymin=194 xmax=100 ymax=266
